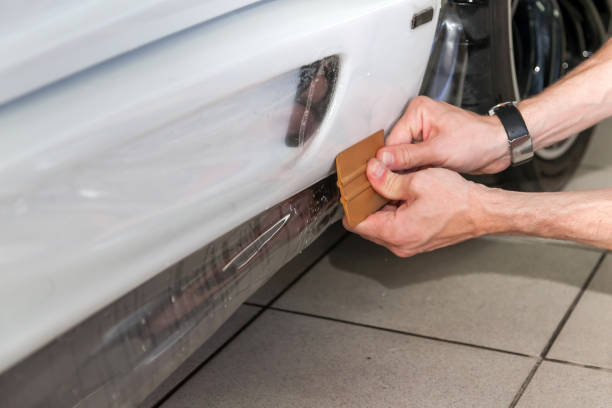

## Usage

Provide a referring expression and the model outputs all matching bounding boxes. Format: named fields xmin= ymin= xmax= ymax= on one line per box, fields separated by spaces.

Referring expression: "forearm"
xmin=476 ymin=186 xmax=612 ymax=249
xmin=518 ymin=38 xmax=612 ymax=151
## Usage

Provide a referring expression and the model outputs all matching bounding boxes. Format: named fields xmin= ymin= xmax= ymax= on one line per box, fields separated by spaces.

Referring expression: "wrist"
xmin=516 ymin=98 xmax=540 ymax=149
xmin=476 ymin=185 xmax=556 ymax=239
xmin=483 ymin=115 xmax=512 ymax=173
xmin=471 ymin=184 xmax=522 ymax=236
xmin=467 ymin=182 xmax=504 ymax=237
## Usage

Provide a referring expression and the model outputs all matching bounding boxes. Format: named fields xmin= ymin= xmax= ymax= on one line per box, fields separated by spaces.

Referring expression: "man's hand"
xmin=343 ymin=39 xmax=612 ymax=255
xmin=344 ymin=158 xmax=488 ymax=257
xmin=377 ymin=96 xmax=511 ymax=174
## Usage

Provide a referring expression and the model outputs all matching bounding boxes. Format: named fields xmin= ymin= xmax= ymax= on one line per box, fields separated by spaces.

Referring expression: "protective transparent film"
xmin=0 ymin=0 xmax=441 ymax=402
xmin=2 ymin=56 xmax=338 ymax=272
xmin=0 ymin=176 xmax=342 ymax=407
xmin=0 ymin=55 xmax=339 ymax=379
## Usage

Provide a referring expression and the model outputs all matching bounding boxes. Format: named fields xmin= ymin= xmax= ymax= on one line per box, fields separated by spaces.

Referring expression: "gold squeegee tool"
xmin=336 ymin=130 xmax=389 ymax=227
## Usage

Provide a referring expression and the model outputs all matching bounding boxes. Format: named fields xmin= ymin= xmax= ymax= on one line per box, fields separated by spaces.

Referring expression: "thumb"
xmin=377 ymin=142 xmax=440 ymax=171
xmin=366 ymin=158 xmax=416 ymax=201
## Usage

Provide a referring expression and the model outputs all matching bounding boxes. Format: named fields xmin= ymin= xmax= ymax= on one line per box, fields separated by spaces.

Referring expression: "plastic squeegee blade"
xmin=336 ymin=130 xmax=389 ymax=227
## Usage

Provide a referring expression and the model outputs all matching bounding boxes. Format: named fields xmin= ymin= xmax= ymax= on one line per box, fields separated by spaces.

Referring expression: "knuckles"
xmin=383 ymin=230 xmax=428 ymax=258
xmin=389 ymin=247 xmax=415 ymax=258
xmin=391 ymin=145 xmax=412 ymax=168
xmin=408 ymin=95 xmax=430 ymax=111
xmin=382 ymin=229 xmax=402 ymax=247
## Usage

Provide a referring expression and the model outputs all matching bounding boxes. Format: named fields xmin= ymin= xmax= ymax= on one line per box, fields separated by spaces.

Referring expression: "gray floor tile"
xmin=563 ymin=118 xmax=612 ymax=191
xmin=516 ymin=361 xmax=612 ymax=408
xmin=161 ymin=310 xmax=534 ymax=408
xmin=581 ymin=118 xmax=612 ymax=168
xmin=247 ymin=222 xmax=346 ymax=306
xmin=275 ymin=235 xmax=600 ymax=355
xmin=143 ymin=305 xmax=261 ymax=407
xmin=548 ymin=256 xmax=612 ymax=369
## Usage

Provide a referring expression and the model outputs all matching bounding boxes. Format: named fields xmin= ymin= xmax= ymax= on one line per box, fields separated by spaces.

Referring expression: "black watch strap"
xmin=489 ymin=102 xmax=534 ymax=166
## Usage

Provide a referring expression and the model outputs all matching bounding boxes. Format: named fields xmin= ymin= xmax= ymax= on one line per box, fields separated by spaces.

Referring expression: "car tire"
xmin=500 ymin=0 xmax=609 ymax=192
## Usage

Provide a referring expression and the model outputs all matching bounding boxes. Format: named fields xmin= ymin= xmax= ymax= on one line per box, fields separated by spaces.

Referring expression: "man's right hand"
xmin=378 ymin=96 xmax=511 ymax=174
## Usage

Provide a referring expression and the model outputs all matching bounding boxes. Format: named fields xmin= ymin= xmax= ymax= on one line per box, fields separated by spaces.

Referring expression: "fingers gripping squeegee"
xmin=336 ymin=130 xmax=390 ymax=227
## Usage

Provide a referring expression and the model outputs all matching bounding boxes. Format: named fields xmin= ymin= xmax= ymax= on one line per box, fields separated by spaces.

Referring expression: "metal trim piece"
xmin=412 ymin=7 xmax=435 ymax=29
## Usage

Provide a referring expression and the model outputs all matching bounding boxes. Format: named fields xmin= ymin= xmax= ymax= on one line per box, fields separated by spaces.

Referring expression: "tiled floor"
xmin=155 ymin=122 xmax=612 ymax=407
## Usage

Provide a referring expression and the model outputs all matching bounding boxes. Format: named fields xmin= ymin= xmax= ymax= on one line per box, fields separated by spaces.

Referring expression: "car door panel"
xmin=0 ymin=0 xmax=440 ymax=394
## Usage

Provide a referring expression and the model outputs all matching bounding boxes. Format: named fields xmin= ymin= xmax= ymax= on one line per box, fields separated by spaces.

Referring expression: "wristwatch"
xmin=488 ymin=101 xmax=533 ymax=167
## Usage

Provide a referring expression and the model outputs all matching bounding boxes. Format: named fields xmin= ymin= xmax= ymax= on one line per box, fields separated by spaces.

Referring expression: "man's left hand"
xmin=344 ymin=159 xmax=488 ymax=257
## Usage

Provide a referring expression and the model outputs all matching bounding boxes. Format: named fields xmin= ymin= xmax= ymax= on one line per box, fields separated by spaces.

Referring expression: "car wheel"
xmin=503 ymin=0 xmax=608 ymax=191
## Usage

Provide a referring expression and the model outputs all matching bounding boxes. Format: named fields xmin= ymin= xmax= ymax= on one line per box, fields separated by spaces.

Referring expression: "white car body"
xmin=0 ymin=0 xmax=439 ymax=405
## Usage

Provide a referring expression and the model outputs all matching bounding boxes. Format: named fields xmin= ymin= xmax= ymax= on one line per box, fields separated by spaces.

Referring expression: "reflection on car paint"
xmin=420 ymin=3 xmax=467 ymax=106
xmin=285 ymin=55 xmax=339 ymax=147
xmin=421 ymin=0 xmax=517 ymax=113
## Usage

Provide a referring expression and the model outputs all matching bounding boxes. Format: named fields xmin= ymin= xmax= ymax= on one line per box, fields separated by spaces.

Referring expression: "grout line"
xmin=540 ymin=252 xmax=607 ymax=358
xmin=154 ymin=233 xmax=601 ymax=406
xmin=544 ymin=358 xmax=612 ymax=374
xmin=268 ymin=306 xmax=536 ymax=360
xmin=152 ymin=231 xmax=348 ymax=407
xmin=244 ymin=301 xmax=265 ymax=307
xmin=509 ymin=359 xmax=542 ymax=408
xmin=152 ymin=306 xmax=266 ymax=408
xmin=508 ymin=251 xmax=607 ymax=408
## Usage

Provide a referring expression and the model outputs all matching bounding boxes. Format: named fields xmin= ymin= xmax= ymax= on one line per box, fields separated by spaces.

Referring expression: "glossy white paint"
xmin=0 ymin=0 xmax=262 ymax=104
xmin=0 ymin=0 xmax=439 ymax=372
